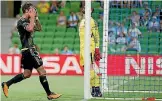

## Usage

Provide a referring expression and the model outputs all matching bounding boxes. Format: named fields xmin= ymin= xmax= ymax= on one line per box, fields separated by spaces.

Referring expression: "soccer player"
xmin=1 ymin=2 xmax=61 ymax=100
xmin=79 ymin=8 xmax=102 ymax=97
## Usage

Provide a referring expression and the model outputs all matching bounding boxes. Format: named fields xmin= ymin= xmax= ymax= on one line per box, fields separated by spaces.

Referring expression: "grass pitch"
xmin=1 ymin=76 xmax=84 ymax=101
xmin=1 ymin=76 xmax=162 ymax=101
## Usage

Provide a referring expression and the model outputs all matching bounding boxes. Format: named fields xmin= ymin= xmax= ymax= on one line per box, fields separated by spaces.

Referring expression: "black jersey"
xmin=17 ymin=18 xmax=35 ymax=49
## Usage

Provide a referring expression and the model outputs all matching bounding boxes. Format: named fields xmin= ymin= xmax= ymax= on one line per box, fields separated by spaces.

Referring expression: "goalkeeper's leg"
xmin=90 ymin=65 xmax=102 ymax=97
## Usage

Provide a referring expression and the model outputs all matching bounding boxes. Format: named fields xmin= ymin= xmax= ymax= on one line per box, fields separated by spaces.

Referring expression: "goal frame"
xmin=84 ymin=0 xmax=162 ymax=101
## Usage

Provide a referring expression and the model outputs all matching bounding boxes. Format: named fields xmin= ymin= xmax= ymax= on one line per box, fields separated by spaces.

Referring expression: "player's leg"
xmin=36 ymin=66 xmax=62 ymax=100
xmin=2 ymin=49 xmax=33 ymax=98
xmin=36 ymin=66 xmax=51 ymax=95
xmin=90 ymin=65 xmax=102 ymax=97
xmin=2 ymin=69 xmax=32 ymax=97
xmin=80 ymin=49 xmax=101 ymax=97
xmin=90 ymin=64 xmax=96 ymax=96
xmin=90 ymin=53 xmax=102 ymax=97
xmin=31 ymin=47 xmax=61 ymax=100
xmin=6 ymin=69 xmax=32 ymax=87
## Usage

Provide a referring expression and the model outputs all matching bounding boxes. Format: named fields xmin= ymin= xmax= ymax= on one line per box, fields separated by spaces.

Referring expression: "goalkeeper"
xmin=79 ymin=8 xmax=102 ymax=97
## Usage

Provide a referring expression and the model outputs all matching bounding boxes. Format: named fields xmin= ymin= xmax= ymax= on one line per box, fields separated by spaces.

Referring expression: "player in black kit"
xmin=2 ymin=2 xmax=62 ymax=100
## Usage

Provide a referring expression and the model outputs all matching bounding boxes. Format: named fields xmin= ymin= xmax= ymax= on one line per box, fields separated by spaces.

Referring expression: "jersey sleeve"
xmin=17 ymin=19 xmax=29 ymax=31
xmin=21 ymin=21 xmax=29 ymax=30
xmin=92 ymin=19 xmax=100 ymax=48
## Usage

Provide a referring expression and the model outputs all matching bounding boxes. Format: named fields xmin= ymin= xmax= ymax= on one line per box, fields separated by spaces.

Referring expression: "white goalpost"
xmin=84 ymin=1 xmax=91 ymax=100
xmin=100 ymin=0 xmax=109 ymax=93
xmin=84 ymin=0 xmax=109 ymax=99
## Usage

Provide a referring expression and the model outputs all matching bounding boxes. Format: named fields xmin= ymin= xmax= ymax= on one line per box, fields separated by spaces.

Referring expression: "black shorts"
xmin=21 ymin=48 xmax=43 ymax=71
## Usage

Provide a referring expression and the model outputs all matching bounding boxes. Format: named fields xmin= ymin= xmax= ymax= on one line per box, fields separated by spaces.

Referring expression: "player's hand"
xmin=28 ymin=7 xmax=36 ymax=18
xmin=94 ymin=48 xmax=101 ymax=61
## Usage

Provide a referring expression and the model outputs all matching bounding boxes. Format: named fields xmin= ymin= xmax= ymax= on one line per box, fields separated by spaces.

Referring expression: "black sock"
xmin=6 ymin=73 xmax=25 ymax=87
xmin=92 ymin=86 xmax=95 ymax=94
xmin=39 ymin=76 xmax=51 ymax=95
xmin=95 ymin=87 xmax=101 ymax=93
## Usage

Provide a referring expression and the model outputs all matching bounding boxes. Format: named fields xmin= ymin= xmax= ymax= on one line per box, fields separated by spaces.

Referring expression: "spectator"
xmin=148 ymin=17 xmax=160 ymax=32
xmin=127 ymin=23 xmax=142 ymax=43
xmin=116 ymin=33 xmax=127 ymax=45
xmin=76 ymin=8 xmax=84 ymax=21
xmin=58 ymin=1 xmax=66 ymax=8
xmin=108 ymin=31 xmax=116 ymax=45
xmin=67 ymin=11 xmax=79 ymax=31
xmin=37 ymin=1 xmax=50 ymax=13
xmin=54 ymin=48 xmax=60 ymax=55
xmin=138 ymin=0 xmax=143 ymax=7
xmin=152 ymin=12 xmax=159 ymax=20
xmin=57 ymin=11 xmax=66 ymax=27
xmin=122 ymin=37 xmax=141 ymax=52
xmin=144 ymin=2 xmax=152 ymax=17
xmin=11 ymin=14 xmax=20 ymax=38
xmin=116 ymin=22 xmax=127 ymax=36
xmin=140 ymin=2 xmax=152 ymax=26
xmin=128 ymin=11 xmax=140 ymax=26
xmin=155 ymin=5 xmax=161 ymax=20
xmin=49 ymin=1 xmax=58 ymax=14
xmin=123 ymin=1 xmax=131 ymax=8
xmin=61 ymin=46 xmax=73 ymax=55
xmin=108 ymin=21 xmax=116 ymax=34
xmin=8 ymin=43 xmax=20 ymax=54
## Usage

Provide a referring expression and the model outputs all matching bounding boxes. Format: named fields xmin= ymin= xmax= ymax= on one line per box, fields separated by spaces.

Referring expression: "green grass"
xmin=1 ymin=76 xmax=84 ymax=101
xmin=105 ymin=76 xmax=162 ymax=99
xmin=1 ymin=76 xmax=162 ymax=101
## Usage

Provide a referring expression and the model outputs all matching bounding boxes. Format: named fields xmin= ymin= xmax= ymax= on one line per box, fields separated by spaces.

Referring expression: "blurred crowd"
xmin=9 ymin=42 xmax=73 ymax=55
xmin=108 ymin=1 xmax=162 ymax=53
xmin=9 ymin=1 xmax=82 ymax=54
xmin=37 ymin=1 xmax=82 ymax=30
xmin=9 ymin=1 xmax=162 ymax=54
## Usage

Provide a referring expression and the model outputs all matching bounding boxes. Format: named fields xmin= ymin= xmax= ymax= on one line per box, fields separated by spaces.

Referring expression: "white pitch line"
xmin=107 ymin=76 xmax=139 ymax=90
xmin=94 ymin=97 xmax=162 ymax=101
xmin=103 ymin=76 xmax=162 ymax=94
xmin=107 ymin=90 xmax=162 ymax=93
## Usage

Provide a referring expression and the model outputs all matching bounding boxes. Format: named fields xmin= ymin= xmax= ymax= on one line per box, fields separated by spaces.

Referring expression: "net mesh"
xmin=96 ymin=0 xmax=162 ymax=100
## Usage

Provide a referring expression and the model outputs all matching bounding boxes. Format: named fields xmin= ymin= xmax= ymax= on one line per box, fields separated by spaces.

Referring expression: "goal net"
xmin=85 ymin=0 xmax=162 ymax=100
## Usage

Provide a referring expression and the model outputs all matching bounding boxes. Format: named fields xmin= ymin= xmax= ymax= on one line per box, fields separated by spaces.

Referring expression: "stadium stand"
xmin=11 ymin=1 xmax=162 ymax=55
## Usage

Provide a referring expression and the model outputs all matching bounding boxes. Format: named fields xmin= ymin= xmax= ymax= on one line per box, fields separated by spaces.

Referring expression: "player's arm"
xmin=93 ymin=20 xmax=100 ymax=48
xmin=34 ymin=7 xmax=42 ymax=32
xmin=92 ymin=19 xmax=101 ymax=61
xmin=34 ymin=17 xmax=42 ymax=31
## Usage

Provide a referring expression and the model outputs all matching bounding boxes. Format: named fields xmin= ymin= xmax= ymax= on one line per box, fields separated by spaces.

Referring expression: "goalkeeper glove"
xmin=94 ymin=48 xmax=101 ymax=61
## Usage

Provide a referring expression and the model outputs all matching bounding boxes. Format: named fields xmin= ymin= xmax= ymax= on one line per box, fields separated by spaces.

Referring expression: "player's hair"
xmin=21 ymin=2 xmax=33 ymax=13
